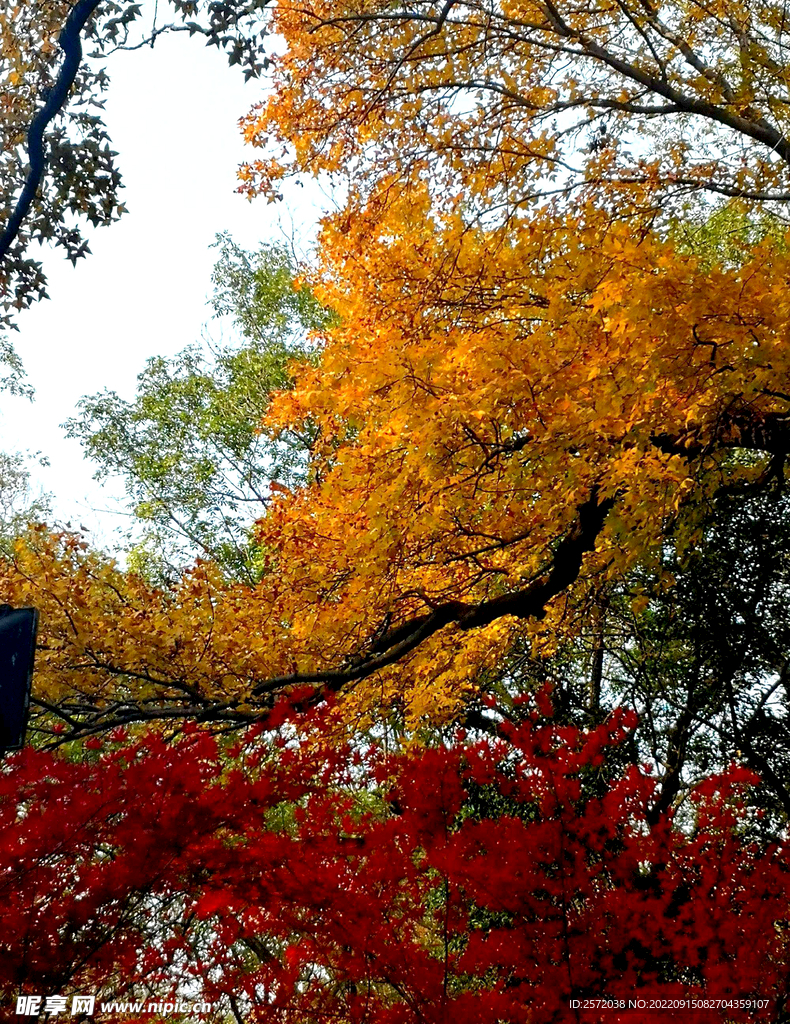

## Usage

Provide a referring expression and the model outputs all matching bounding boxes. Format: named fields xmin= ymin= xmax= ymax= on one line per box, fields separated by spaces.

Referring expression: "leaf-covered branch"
xmin=0 ymin=0 xmax=102 ymax=265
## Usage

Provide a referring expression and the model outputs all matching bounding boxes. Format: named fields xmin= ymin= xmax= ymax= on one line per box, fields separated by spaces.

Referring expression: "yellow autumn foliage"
xmin=7 ymin=0 xmax=790 ymax=738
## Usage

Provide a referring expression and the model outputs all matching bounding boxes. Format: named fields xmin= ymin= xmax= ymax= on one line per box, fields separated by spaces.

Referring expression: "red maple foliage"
xmin=1 ymin=697 xmax=787 ymax=1023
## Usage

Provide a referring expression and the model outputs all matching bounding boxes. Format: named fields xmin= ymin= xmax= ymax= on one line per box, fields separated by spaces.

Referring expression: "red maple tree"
xmin=1 ymin=696 xmax=787 ymax=1022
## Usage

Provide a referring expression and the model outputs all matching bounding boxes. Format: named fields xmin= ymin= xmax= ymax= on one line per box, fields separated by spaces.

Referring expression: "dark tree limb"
xmin=35 ymin=393 xmax=790 ymax=743
xmin=0 ymin=0 xmax=102 ymax=264
xmin=32 ymin=488 xmax=614 ymax=743
xmin=651 ymin=406 xmax=790 ymax=461
xmin=252 ymin=487 xmax=615 ymax=696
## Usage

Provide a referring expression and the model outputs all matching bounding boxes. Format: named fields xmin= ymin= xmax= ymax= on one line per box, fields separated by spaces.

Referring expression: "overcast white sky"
xmin=1 ymin=11 xmax=323 ymax=547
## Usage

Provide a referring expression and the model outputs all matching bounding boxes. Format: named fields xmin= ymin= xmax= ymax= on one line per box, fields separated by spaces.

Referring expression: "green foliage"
xmin=210 ymin=232 xmax=333 ymax=344
xmin=0 ymin=336 xmax=33 ymax=399
xmin=668 ymin=202 xmax=788 ymax=270
xmin=0 ymin=450 xmax=51 ymax=552
xmin=504 ymin=478 xmax=790 ymax=841
xmin=66 ymin=237 xmax=328 ymax=582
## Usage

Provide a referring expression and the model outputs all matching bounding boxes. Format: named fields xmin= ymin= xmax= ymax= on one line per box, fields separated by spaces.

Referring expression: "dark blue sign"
xmin=0 ymin=605 xmax=38 ymax=753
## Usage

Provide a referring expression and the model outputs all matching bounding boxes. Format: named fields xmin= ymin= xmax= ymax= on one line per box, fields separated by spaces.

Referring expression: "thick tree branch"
xmin=32 ymin=489 xmax=613 ymax=743
xmin=0 ymin=0 xmax=102 ymax=264
xmin=652 ymin=406 xmax=790 ymax=461
xmin=252 ymin=488 xmax=614 ymax=697
xmin=36 ymin=396 xmax=790 ymax=743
